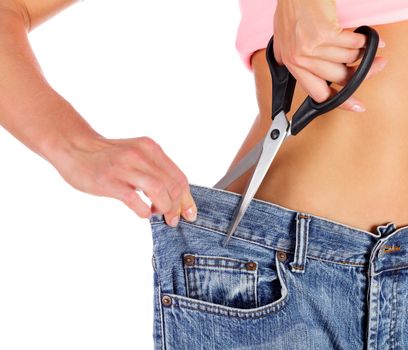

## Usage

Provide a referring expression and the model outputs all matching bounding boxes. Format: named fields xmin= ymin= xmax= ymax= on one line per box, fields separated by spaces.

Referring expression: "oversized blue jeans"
xmin=148 ymin=183 xmax=408 ymax=349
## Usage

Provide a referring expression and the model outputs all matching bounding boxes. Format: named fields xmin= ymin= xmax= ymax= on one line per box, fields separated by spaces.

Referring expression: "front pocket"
xmin=161 ymin=250 xmax=289 ymax=319
xmin=183 ymin=253 xmax=259 ymax=309
xmin=150 ymin=219 xmax=289 ymax=318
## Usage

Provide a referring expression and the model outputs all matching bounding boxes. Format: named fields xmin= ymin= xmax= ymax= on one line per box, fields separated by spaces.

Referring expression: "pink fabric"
xmin=236 ymin=0 xmax=408 ymax=72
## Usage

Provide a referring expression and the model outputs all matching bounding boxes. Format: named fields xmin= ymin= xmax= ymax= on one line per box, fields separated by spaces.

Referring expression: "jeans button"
xmin=277 ymin=251 xmax=287 ymax=262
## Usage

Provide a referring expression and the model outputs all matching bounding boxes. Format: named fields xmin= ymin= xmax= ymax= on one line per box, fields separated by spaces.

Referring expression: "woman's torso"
xmin=223 ymin=20 xmax=408 ymax=234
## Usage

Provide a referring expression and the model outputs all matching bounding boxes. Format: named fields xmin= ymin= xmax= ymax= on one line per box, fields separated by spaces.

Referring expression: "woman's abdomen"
xmin=223 ymin=20 xmax=408 ymax=234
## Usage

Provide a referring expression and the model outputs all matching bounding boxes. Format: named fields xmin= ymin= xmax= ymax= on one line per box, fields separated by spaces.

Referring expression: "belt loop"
xmin=289 ymin=212 xmax=311 ymax=274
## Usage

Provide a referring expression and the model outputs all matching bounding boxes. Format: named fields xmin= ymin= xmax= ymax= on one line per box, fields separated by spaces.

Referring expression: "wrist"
xmin=38 ymin=107 xmax=105 ymax=170
xmin=40 ymin=129 xmax=103 ymax=168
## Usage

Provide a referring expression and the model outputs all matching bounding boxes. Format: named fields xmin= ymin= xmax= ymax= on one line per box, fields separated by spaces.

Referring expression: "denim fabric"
xmin=148 ymin=183 xmax=408 ymax=350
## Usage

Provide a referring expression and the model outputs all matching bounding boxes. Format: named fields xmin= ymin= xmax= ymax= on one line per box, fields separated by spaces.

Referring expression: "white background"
xmin=0 ymin=1 xmax=257 ymax=349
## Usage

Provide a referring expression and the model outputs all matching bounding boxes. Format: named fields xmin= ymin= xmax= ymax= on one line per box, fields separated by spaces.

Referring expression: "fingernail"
xmin=170 ymin=216 xmax=180 ymax=227
xmin=351 ymin=104 xmax=366 ymax=112
xmin=378 ymin=39 xmax=386 ymax=48
xmin=184 ymin=206 xmax=197 ymax=222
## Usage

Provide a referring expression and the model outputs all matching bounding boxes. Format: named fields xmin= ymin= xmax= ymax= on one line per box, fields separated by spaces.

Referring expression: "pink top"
xmin=236 ymin=0 xmax=408 ymax=72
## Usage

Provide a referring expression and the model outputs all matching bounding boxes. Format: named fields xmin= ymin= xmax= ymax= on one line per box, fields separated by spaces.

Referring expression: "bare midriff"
xmin=223 ymin=20 xmax=408 ymax=234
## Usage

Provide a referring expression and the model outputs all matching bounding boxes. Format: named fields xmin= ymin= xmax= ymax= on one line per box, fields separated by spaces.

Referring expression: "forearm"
xmin=0 ymin=3 xmax=102 ymax=167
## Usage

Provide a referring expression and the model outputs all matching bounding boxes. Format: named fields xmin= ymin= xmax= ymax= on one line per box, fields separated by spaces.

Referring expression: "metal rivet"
xmin=161 ymin=295 xmax=172 ymax=306
xmin=245 ymin=261 xmax=257 ymax=271
xmin=277 ymin=251 xmax=287 ymax=262
xmin=183 ymin=254 xmax=195 ymax=266
xmin=270 ymin=129 xmax=280 ymax=140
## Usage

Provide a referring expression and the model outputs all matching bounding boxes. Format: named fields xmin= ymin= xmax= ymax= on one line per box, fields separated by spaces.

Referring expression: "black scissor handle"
xmin=266 ymin=35 xmax=296 ymax=118
xmin=266 ymin=25 xmax=379 ymax=135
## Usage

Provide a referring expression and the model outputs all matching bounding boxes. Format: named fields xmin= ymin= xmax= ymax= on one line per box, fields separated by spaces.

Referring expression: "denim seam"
xmin=153 ymin=220 xmax=369 ymax=267
xmin=370 ymin=265 xmax=408 ymax=276
xmin=185 ymin=265 xmax=257 ymax=274
xmin=152 ymin=255 xmax=166 ymax=350
xmin=161 ymin=293 xmax=290 ymax=319
xmin=289 ymin=213 xmax=310 ymax=273
xmin=157 ymin=283 xmax=166 ymax=350
xmin=176 ymin=220 xmax=369 ymax=267
xmin=389 ymin=272 xmax=397 ymax=350
xmin=152 ymin=218 xmax=375 ymax=252
xmin=183 ymin=253 xmax=257 ymax=266
xmin=183 ymin=265 xmax=190 ymax=299
xmin=307 ymin=255 xmax=367 ymax=267
xmin=254 ymin=269 xmax=259 ymax=308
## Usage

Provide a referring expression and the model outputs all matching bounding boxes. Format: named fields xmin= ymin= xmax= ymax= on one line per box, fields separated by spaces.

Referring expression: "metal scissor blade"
xmin=222 ymin=111 xmax=290 ymax=247
xmin=213 ymin=140 xmax=263 ymax=190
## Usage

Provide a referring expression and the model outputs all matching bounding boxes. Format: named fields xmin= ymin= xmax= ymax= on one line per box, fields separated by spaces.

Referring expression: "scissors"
xmin=214 ymin=25 xmax=379 ymax=247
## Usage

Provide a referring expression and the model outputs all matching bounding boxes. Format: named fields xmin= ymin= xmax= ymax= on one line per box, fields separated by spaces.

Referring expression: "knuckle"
xmin=313 ymin=90 xmax=330 ymax=103
xmin=110 ymin=147 xmax=143 ymax=168
xmin=353 ymin=35 xmax=365 ymax=48
xmin=121 ymin=148 xmax=152 ymax=171
xmin=282 ymin=53 xmax=295 ymax=67
xmin=287 ymin=50 xmax=305 ymax=68
xmin=168 ymin=181 xmax=183 ymax=199
xmin=176 ymin=173 xmax=189 ymax=188
xmin=293 ymin=54 xmax=308 ymax=68
xmin=348 ymin=50 xmax=359 ymax=63
xmin=139 ymin=136 xmax=161 ymax=151
xmin=123 ymin=148 xmax=144 ymax=163
xmin=298 ymin=41 xmax=313 ymax=57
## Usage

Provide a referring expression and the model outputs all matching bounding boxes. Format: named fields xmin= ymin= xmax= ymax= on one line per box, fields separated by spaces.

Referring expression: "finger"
xmin=294 ymin=67 xmax=367 ymax=113
xmin=288 ymin=65 xmax=333 ymax=104
xmin=300 ymin=57 xmax=385 ymax=86
xmin=333 ymin=30 xmax=367 ymax=49
xmin=334 ymin=30 xmax=386 ymax=50
xmin=308 ymin=46 xmax=362 ymax=64
xmin=346 ymin=56 xmax=388 ymax=81
xmin=179 ymin=185 xmax=198 ymax=223
xmin=113 ymin=182 xmax=152 ymax=219
xmin=141 ymin=144 xmax=197 ymax=223
xmin=131 ymin=140 xmax=192 ymax=226
xmin=123 ymin=161 xmax=193 ymax=227
xmin=122 ymin=169 xmax=173 ymax=218
xmin=298 ymin=58 xmax=350 ymax=85
xmin=308 ymin=84 xmax=366 ymax=113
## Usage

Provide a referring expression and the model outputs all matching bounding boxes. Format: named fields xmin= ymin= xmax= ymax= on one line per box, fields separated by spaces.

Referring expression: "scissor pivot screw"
xmin=245 ymin=261 xmax=257 ymax=271
xmin=183 ymin=254 xmax=195 ymax=266
xmin=270 ymin=129 xmax=280 ymax=140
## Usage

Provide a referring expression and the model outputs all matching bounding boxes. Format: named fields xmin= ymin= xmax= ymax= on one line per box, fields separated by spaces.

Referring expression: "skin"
xmin=0 ymin=0 xmax=198 ymax=228
xmin=1 ymin=0 xmax=406 ymax=234
xmin=224 ymin=2 xmax=408 ymax=234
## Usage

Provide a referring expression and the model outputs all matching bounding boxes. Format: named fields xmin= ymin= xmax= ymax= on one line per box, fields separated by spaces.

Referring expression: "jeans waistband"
xmin=149 ymin=183 xmax=408 ymax=267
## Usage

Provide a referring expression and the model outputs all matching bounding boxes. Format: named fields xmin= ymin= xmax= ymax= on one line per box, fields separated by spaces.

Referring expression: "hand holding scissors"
xmin=214 ymin=25 xmax=379 ymax=247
